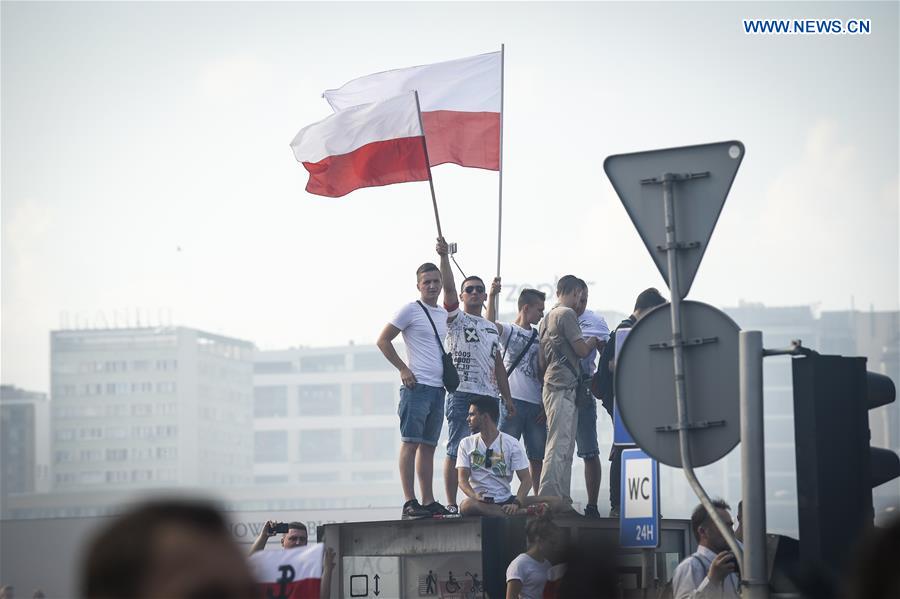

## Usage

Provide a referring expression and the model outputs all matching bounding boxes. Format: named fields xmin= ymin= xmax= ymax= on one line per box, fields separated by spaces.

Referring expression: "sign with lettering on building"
xmin=619 ymin=448 xmax=659 ymax=548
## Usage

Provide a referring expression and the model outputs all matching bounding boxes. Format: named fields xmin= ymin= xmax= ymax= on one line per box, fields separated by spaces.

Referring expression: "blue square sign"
xmin=619 ymin=448 xmax=659 ymax=548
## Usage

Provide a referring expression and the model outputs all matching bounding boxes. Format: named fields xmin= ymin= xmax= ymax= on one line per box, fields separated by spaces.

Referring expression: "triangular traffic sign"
xmin=604 ymin=141 xmax=744 ymax=299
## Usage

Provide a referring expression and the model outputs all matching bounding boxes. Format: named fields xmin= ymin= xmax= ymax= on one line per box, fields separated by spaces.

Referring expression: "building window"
xmin=254 ymin=386 xmax=288 ymax=417
xmin=351 ymin=428 xmax=395 ymax=461
xmin=106 ymin=470 xmax=129 ymax=483
xmin=254 ymin=361 xmax=294 ymax=374
xmin=351 ymin=470 xmax=392 ymax=482
xmin=106 ymin=449 xmax=128 ymax=461
xmin=156 ymin=446 xmax=178 ymax=460
xmin=299 ymin=354 xmax=345 ymax=373
xmin=351 ymin=383 xmax=396 ymax=415
xmin=255 ymin=431 xmax=288 ymax=462
xmin=353 ymin=352 xmax=393 ymax=371
xmin=297 ymin=385 xmax=341 ymax=416
xmin=297 ymin=471 xmax=339 ymax=483
xmin=298 ymin=429 xmax=341 ymax=462
xmin=255 ymin=475 xmax=289 ymax=484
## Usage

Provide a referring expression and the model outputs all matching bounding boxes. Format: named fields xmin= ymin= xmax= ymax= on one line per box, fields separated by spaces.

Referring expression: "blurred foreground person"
xmin=846 ymin=514 xmax=900 ymax=599
xmin=80 ymin=499 xmax=255 ymax=599
xmin=555 ymin=535 xmax=618 ymax=598
xmin=505 ymin=515 xmax=561 ymax=599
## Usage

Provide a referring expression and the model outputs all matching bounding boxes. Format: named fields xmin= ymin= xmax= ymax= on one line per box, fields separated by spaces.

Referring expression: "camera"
xmin=273 ymin=522 xmax=290 ymax=534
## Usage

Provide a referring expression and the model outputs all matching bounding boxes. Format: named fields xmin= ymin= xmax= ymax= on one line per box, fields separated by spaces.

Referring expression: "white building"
xmin=50 ymin=327 xmax=255 ymax=492
xmin=253 ymin=344 xmax=414 ymax=508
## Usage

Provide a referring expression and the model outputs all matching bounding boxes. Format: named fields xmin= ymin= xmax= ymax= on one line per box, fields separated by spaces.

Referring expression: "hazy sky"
xmin=3 ymin=1 xmax=898 ymax=392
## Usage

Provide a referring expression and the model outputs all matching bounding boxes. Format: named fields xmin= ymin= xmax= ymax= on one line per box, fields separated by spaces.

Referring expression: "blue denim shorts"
xmin=575 ymin=396 xmax=600 ymax=459
xmin=398 ymin=383 xmax=445 ymax=446
xmin=498 ymin=399 xmax=547 ymax=460
xmin=446 ymin=391 xmax=498 ymax=458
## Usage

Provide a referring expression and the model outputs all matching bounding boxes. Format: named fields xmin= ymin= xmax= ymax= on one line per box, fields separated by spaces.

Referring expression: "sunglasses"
xmin=464 ymin=285 xmax=486 ymax=294
xmin=484 ymin=448 xmax=494 ymax=468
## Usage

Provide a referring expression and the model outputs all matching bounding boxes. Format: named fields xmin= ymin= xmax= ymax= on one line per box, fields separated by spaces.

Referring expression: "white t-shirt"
xmin=498 ymin=322 xmax=542 ymax=404
xmin=390 ymin=301 xmax=449 ymax=388
xmin=456 ymin=431 xmax=528 ymax=502
xmin=446 ymin=311 xmax=501 ymax=397
xmin=577 ymin=309 xmax=610 ymax=377
xmin=506 ymin=553 xmax=552 ymax=599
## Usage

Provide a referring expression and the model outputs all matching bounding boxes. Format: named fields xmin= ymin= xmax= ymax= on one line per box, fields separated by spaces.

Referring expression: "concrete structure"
xmin=1 ymin=385 xmax=51 ymax=496
xmin=50 ymin=327 xmax=255 ymax=494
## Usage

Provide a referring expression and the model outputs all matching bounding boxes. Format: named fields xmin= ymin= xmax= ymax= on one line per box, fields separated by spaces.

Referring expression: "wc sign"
xmin=619 ymin=448 xmax=659 ymax=548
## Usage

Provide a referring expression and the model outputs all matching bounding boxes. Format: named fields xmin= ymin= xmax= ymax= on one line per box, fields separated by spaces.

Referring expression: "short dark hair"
xmin=576 ymin=278 xmax=588 ymax=291
xmin=469 ymin=396 xmax=499 ymax=423
xmin=288 ymin=521 xmax=307 ymax=532
xmin=525 ymin=513 xmax=559 ymax=545
xmin=460 ymin=275 xmax=485 ymax=293
xmin=81 ymin=500 xmax=232 ymax=598
xmin=556 ymin=275 xmax=581 ymax=297
xmin=518 ymin=288 xmax=546 ymax=311
xmin=690 ymin=498 xmax=731 ymax=542
xmin=416 ymin=262 xmax=440 ymax=280
xmin=634 ymin=288 xmax=666 ymax=312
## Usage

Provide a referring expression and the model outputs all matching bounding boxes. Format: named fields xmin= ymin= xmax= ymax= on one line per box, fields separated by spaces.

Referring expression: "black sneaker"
xmin=447 ymin=504 xmax=459 ymax=515
xmin=583 ymin=504 xmax=601 ymax=519
xmin=423 ymin=501 xmax=451 ymax=516
xmin=402 ymin=499 xmax=431 ymax=520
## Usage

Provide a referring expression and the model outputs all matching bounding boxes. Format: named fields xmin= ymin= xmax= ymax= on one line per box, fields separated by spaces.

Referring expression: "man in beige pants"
xmin=537 ymin=275 xmax=603 ymax=503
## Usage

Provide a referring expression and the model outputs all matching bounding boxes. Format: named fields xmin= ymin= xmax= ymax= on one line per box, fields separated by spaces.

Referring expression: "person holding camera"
xmin=249 ymin=521 xmax=308 ymax=554
xmin=671 ymin=499 xmax=741 ymax=599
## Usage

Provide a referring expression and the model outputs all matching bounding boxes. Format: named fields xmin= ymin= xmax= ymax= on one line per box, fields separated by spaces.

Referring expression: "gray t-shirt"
xmin=539 ymin=304 xmax=583 ymax=390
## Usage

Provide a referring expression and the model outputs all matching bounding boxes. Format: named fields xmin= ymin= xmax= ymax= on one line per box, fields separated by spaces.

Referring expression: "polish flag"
xmin=290 ymin=92 xmax=429 ymax=198
xmin=323 ymin=52 xmax=501 ymax=171
xmin=248 ymin=543 xmax=324 ymax=599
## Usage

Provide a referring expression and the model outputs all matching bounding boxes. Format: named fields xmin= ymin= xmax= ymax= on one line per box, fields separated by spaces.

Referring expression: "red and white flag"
xmin=248 ymin=543 xmax=324 ymax=599
xmin=323 ymin=52 xmax=501 ymax=171
xmin=290 ymin=92 xmax=430 ymax=198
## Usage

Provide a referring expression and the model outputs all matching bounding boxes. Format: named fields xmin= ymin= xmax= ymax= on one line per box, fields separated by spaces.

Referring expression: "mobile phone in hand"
xmin=273 ymin=522 xmax=290 ymax=533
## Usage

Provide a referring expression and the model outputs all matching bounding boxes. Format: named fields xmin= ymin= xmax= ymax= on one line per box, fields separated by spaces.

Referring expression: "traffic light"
xmin=791 ymin=353 xmax=899 ymax=577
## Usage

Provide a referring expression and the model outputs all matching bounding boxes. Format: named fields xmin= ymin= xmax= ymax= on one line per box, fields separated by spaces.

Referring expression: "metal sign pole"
xmin=740 ymin=331 xmax=770 ymax=599
xmin=661 ymin=173 xmax=744 ymax=564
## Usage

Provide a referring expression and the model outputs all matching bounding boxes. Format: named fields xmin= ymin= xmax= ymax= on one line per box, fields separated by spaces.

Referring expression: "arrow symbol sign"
xmin=373 ymin=574 xmax=380 ymax=596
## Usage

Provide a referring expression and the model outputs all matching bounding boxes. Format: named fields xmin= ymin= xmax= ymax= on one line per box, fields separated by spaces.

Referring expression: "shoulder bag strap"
xmin=416 ymin=300 xmax=447 ymax=355
xmin=505 ymin=329 xmax=538 ymax=377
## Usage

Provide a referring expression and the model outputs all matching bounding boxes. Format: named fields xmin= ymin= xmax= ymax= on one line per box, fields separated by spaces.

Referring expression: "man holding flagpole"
xmin=437 ymin=237 xmax=515 ymax=513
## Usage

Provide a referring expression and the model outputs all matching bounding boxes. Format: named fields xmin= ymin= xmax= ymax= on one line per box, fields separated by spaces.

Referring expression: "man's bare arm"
xmin=457 ymin=467 xmax=481 ymax=500
xmin=376 ymin=324 xmax=416 ymax=388
xmin=495 ymin=352 xmax=516 ymax=417
xmin=572 ymin=336 xmax=600 ymax=359
xmin=515 ymin=468 xmax=533 ymax=503
xmin=486 ymin=277 xmax=503 ymax=334
xmin=436 ymin=237 xmax=458 ymax=314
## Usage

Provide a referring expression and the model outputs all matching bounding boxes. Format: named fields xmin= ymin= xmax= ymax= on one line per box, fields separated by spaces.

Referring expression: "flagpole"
xmin=414 ymin=91 xmax=443 ymax=239
xmin=496 ymin=43 xmax=505 ymax=277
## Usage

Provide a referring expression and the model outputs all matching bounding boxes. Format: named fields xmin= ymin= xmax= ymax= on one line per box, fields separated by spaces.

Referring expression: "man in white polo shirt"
xmin=377 ymin=261 xmax=453 ymax=519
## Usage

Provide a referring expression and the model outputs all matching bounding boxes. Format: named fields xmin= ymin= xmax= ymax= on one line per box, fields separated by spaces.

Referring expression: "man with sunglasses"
xmin=437 ymin=237 xmax=515 ymax=515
